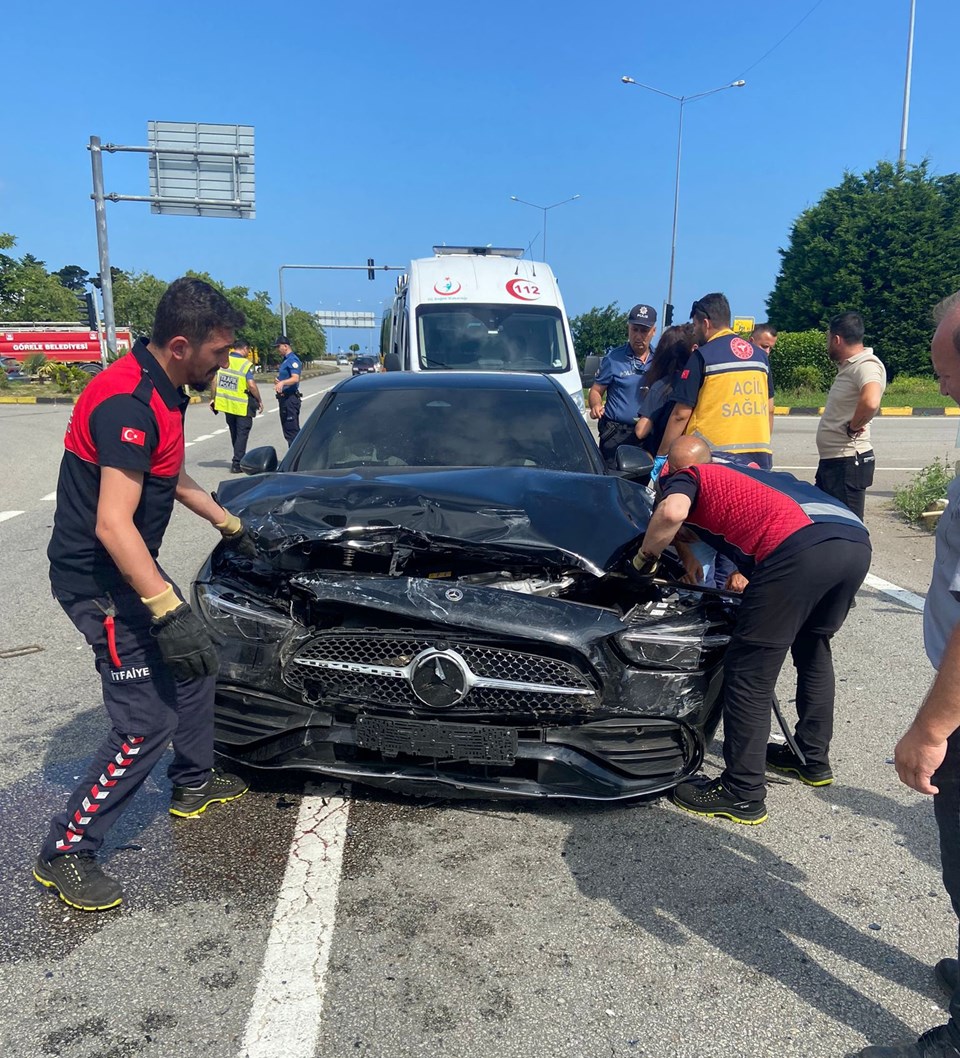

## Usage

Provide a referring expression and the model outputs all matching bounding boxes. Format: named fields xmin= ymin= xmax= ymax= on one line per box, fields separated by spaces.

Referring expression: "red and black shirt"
xmin=658 ymin=461 xmax=870 ymax=577
xmin=47 ymin=339 xmax=189 ymax=596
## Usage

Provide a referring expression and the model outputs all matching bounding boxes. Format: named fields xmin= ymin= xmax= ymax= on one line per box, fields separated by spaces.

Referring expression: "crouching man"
xmin=35 ymin=277 xmax=255 ymax=912
xmin=631 ymin=436 xmax=871 ymax=824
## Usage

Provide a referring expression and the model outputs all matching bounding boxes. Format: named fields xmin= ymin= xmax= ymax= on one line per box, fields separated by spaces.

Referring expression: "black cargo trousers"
xmin=40 ymin=578 xmax=215 ymax=861
xmin=719 ymin=536 xmax=872 ymax=804
xmin=934 ymin=733 xmax=960 ymax=1047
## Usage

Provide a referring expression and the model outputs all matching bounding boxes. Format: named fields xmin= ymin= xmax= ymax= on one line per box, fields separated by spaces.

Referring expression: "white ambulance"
xmin=382 ymin=246 xmax=585 ymax=411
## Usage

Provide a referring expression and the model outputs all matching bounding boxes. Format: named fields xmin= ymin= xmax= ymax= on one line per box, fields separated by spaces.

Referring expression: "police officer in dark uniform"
xmin=274 ymin=335 xmax=302 ymax=446
xmin=632 ymin=435 xmax=871 ymax=826
xmin=34 ymin=277 xmax=254 ymax=913
xmin=588 ymin=304 xmax=656 ymax=469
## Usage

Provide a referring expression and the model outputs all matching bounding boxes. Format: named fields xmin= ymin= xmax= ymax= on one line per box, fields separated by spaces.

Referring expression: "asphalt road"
xmin=1 ymin=395 xmax=958 ymax=1058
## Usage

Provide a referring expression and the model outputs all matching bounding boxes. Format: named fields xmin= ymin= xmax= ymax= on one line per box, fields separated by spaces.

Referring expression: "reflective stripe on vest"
xmin=685 ymin=334 xmax=772 ymax=456
xmin=214 ymin=354 xmax=252 ymax=415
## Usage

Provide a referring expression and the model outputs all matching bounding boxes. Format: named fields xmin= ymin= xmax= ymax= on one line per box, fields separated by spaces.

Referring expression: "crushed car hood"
xmin=215 ymin=467 xmax=653 ymax=576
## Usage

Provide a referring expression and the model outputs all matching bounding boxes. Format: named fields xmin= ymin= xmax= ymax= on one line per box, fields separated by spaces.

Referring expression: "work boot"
xmin=765 ymin=742 xmax=834 ymax=786
xmin=170 ymin=768 xmax=249 ymax=818
xmin=855 ymin=1025 xmax=960 ymax=1057
xmin=671 ymin=777 xmax=767 ymax=825
xmin=230 ymin=462 xmax=243 ymax=474
xmin=33 ymin=853 xmax=123 ymax=912
xmin=937 ymin=959 xmax=959 ymax=997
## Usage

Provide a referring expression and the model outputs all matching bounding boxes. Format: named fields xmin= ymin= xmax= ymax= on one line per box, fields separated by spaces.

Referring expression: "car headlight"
xmin=195 ymin=583 xmax=298 ymax=642
xmin=615 ymin=629 xmax=729 ymax=671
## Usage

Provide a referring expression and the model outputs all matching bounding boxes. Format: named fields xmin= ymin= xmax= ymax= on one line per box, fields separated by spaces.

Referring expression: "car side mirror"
xmin=383 ymin=352 xmax=401 ymax=372
xmin=240 ymin=446 xmax=279 ymax=474
xmin=616 ymin=445 xmax=654 ymax=482
xmin=582 ymin=354 xmax=602 ymax=387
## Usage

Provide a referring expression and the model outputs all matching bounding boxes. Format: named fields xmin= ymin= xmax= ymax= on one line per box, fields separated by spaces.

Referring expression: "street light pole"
xmin=621 ymin=76 xmax=745 ymax=322
xmin=899 ymin=0 xmax=917 ymax=167
xmin=509 ymin=194 xmax=581 ymax=259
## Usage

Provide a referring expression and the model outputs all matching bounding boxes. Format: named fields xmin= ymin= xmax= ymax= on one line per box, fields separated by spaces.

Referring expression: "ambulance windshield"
xmin=416 ymin=304 xmax=570 ymax=373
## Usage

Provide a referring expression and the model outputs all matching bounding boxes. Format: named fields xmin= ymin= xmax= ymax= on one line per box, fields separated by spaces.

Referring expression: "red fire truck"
xmin=0 ymin=323 xmax=134 ymax=374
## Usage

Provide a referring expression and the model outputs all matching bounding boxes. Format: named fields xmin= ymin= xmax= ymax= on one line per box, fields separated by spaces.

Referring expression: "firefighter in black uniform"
xmin=35 ymin=277 xmax=254 ymax=912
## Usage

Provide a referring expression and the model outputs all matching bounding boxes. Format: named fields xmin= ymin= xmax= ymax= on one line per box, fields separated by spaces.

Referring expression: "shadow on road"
xmin=562 ymin=799 xmax=929 ymax=1043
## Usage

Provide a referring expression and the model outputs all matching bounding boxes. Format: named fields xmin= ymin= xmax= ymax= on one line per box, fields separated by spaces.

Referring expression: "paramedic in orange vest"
xmin=656 ymin=292 xmax=774 ymax=470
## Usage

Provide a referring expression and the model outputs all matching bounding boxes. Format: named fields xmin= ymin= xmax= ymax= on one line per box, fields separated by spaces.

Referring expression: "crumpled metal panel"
xmin=214 ymin=465 xmax=654 ymax=577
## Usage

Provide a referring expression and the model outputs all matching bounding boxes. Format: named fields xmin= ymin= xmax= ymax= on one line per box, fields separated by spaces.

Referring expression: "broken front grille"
xmin=282 ymin=631 xmax=599 ymax=714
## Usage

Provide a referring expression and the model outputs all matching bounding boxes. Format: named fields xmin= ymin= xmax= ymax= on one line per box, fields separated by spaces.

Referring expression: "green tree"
xmin=0 ymin=236 xmax=79 ymax=322
xmin=570 ymin=303 xmax=627 ymax=366
xmin=112 ymin=270 xmax=167 ymax=335
xmin=285 ymin=307 xmax=326 ymax=361
xmin=53 ymin=265 xmax=90 ymax=292
xmin=767 ymin=161 xmax=960 ymax=377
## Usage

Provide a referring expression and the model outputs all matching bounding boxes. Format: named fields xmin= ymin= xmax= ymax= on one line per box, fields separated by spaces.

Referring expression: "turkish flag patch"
xmin=680 ymin=369 xmax=690 ymax=380
xmin=120 ymin=427 xmax=146 ymax=446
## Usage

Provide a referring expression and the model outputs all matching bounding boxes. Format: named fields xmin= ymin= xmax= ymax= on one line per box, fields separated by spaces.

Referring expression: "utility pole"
xmin=89 ymin=137 xmax=118 ymax=357
xmin=899 ymin=0 xmax=917 ymax=167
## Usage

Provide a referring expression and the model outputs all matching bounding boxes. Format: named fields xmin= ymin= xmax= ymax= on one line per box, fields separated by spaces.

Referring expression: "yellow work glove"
xmin=141 ymin=582 xmax=182 ymax=618
xmin=214 ymin=510 xmax=257 ymax=558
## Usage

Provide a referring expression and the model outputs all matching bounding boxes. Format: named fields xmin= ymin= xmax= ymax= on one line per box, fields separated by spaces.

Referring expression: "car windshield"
xmin=356 ymin=357 xmax=375 ymax=367
xmin=416 ymin=304 xmax=569 ymax=372
xmin=290 ymin=386 xmax=595 ymax=472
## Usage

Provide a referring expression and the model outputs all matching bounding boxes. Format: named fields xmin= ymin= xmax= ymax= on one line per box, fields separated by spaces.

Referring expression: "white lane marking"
xmin=184 ymin=441 xmax=195 ymax=448
xmin=240 ymin=784 xmax=349 ymax=1058
xmin=41 ymin=492 xmax=56 ymax=502
xmin=776 ymin=466 xmax=927 ymax=473
xmin=0 ymin=511 xmax=24 ymax=523
xmin=863 ymin=573 xmax=925 ymax=612
xmin=192 ymin=433 xmax=215 ymax=442
xmin=214 ymin=428 xmax=228 ymax=435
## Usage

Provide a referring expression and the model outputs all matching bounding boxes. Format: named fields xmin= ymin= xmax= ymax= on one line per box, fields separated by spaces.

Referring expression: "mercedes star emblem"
xmin=409 ymin=649 xmax=469 ymax=708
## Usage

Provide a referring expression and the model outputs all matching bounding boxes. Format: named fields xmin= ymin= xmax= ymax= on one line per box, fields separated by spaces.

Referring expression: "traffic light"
xmin=367 ymin=258 xmax=375 ymax=280
xmin=78 ymin=291 xmax=97 ymax=329
xmin=663 ymin=303 xmax=674 ymax=328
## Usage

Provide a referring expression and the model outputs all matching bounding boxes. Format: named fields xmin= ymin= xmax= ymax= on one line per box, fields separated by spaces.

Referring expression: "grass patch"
xmin=893 ymin=457 xmax=955 ymax=528
xmin=776 ymin=374 xmax=950 ymax=408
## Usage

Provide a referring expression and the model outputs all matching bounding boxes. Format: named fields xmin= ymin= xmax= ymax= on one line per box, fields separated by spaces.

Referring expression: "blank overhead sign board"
xmin=315 ymin=311 xmax=377 ymax=328
xmin=147 ymin=121 xmax=255 ymax=218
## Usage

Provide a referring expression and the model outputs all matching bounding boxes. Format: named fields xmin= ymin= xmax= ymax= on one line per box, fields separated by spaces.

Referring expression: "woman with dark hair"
xmin=633 ymin=323 xmax=696 ymax=456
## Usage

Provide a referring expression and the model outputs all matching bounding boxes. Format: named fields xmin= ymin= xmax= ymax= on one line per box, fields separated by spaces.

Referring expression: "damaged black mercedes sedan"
xmin=192 ymin=372 xmax=736 ymax=801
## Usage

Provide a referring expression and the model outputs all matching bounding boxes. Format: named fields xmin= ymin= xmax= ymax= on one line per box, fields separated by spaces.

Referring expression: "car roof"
xmin=335 ymin=371 xmax=565 ymax=394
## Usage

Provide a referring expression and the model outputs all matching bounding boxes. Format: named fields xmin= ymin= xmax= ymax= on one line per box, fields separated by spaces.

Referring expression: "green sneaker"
xmin=33 ymin=854 xmax=123 ymax=912
xmin=671 ymin=777 xmax=767 ymax=825
xmin=765 ymin=742 xmax=834 ymax=786
xmin=170 ymin=769 xmax=248 ymax=818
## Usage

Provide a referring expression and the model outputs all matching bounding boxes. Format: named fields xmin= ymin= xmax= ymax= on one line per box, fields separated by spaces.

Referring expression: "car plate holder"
xmin=356 ymin=715 xmax=518 ymax=765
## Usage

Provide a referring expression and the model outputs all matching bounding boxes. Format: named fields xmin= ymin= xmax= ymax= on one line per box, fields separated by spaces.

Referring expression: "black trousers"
xmin=225 ymin=412 xmax=253 ymax=465
xmin=934 ymin=733 xmax=960 ymax=1045
xmin=719 ymin=538 xmax=871 ymax=803
xmin=815 ymin=450 xmax=876 ymax=521
xmin=278 ymin=393 xmax=301 ymax=447
xmin=598 ymin=417 xmax=642 ymax=471
xmin=41 ymin=579 xmax=215 ymax=861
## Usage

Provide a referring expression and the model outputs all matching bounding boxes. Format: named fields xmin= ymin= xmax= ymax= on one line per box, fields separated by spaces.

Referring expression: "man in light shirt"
xmin=815 ymin=311 xmax=887 ymax=521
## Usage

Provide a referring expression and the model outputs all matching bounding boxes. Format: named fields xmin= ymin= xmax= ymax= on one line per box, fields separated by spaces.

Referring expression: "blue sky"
xmin=4 ymin=0 xmax=958 ymax=352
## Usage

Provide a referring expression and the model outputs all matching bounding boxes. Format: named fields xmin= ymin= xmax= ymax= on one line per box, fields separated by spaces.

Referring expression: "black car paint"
xmin=197 ymin=470 xmax=735 ymax=800
xmin=195 ymin=371 xmax=735 ymax=800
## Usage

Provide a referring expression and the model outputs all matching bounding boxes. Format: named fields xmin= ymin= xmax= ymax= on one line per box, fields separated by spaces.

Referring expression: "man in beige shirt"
xmin=815 ymin=311 xmax=887 ymax=520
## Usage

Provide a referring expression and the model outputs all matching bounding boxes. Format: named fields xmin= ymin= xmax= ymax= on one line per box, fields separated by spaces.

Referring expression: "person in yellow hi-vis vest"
xmin=210 ymin=339 xmax=263 ymax=472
